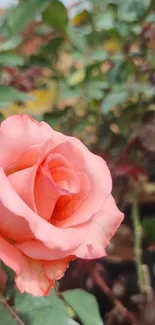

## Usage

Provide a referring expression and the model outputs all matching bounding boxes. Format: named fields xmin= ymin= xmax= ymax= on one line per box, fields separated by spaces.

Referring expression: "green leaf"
xmin=101 ymin=91 xmax=128 ymax=113
xmin=0 ymin=303 xmax=18 ymax=325
xmin=130 ymin=24 xmax=142 ymax=35
xmin=146 ymin=13 xmax=155 ymax=22
xmin=0 ymin=37 xmax=22 ymax=52
xmin=42 ymin=0 xmax=68 ymax=32
xmin=118 ymin=0 xmax=151 ymax=22
xmin=0 ymin=86 xmax=30 ymax=107
xmin=41 ymin=37 xmax=64 ymax=54
xmin=96 ymin=11 xmax=115 ymax=30
xmin=63 ymin=289 xmax=103 ymax=325
xmin=86 ymin=80 xmax=108 ymax=100
xmin=89 ymin=0 xmax=117 ymax=5
xmin=108 ymin=60 xmax=124 ymax=85
xmin=15 ymin=290 xmax=80 ymax=325
xmin=0 ymin=53 xmax=24 ymax=66
xmin=89 ymin=0 xmax=104 ymax=4
xmin=67 ymin=25 xmax=88 ymax=53
xmin=91 ymin=50 xmax=108 ymax=62
xmin=59 ymin=81 xmax=82 ymax=100
xmin=5 ymin=0 xmax=50 ymax=35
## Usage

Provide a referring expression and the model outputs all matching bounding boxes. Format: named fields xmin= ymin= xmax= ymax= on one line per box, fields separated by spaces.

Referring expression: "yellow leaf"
xmin=104 ymin=39 xmax=122 ymax=54
xmin=26 ymin=82 xmax=59 ymax=115
xmin=72 ymin=10 xmax=89 ymax=27
xmin=0 ymin=83 xmax=59 ymax=118
xmin=47 ymin=80 xmax=59 ymax=102
xmin=67 ymin=69 xmax=85 ymax=86
xmin=25 ymin=89 xmax=53 ymax=114
xmin=0 ymin=104 xmax=23 ymax=118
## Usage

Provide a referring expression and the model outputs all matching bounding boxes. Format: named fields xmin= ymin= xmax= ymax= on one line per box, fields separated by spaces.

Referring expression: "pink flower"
xmin=0 ymin=115 xmax=124 ymax=296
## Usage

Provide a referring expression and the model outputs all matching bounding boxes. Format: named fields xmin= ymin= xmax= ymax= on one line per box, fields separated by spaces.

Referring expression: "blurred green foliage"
xmin=0 ymin=0 xmax=155 ymax=158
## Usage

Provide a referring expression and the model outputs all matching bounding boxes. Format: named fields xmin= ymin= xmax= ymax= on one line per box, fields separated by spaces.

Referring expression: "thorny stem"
xmin=131 ymin=190 xmax=144 ymax=293
xmin=93 ymin=268 xmax=137 ymax=325
xmin=142 ymin=264 xmax=153 ymax=301
xmin=0 ymin=293 xmax=25 ymax=325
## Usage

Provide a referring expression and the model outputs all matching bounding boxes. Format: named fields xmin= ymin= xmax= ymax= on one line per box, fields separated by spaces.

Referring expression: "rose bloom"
xmin=0 ymin=115 xmax=124 ymax=296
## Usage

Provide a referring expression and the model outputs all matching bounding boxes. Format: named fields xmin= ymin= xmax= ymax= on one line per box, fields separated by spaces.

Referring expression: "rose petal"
xmin=0 ymin=168 xmax=87 ymax=255
xmin=34 ymin=166 xmax=61 ymax=220
xmin=0 ymin=235 xmax=53 ymax=296
xmin=43 ymin=256 xmax=75 ymax=281
xmin=16 ymin=256 xmax=74 ymax=296
xmin=47 ymin=153 xmax=73 ymax=170
xmin=0 ymin=236 xmax=54 ymax=296
xmin=51 ymin=166 xmax=80 ymax=193
xmin=53 ymin=172 xmax=90 ymax=225
xmin=1 ymin=139 xmax=61 ymax=241
xmin=7 ymin=139 xmax=56 ymax=215
xmin=8 ymin=140 xmax=73 ymax=220
xmin=0 ymin=193 xmax=33 ymax=242
xmin=15 ymin=240 xmax=75 ymax=260
xmin=8 ymin=166 xmax=37 ymax=212
xmin=74 ymin=194 xmax=124 ymax=259
xmin=35 ymin=159 xmax=80 ymax=221
xmin=16 ymin=195 xmax=123 ymax=261
xmin=52 ymin=141 xmax=112 ymax=227
xmin=52 ymin=141 xmax=85 ymax=172
xmin=0 ymin=236 xmax=27 ymax=275
xmin=0 ymin=236 xmax=72 ymax=296
xmin=1 ymin=116 xmax=112 ymax=230
xmin=0 ymin=115 xmax=54 ymax=174
xmin=15 ymin=259 xmax=54 ymax=296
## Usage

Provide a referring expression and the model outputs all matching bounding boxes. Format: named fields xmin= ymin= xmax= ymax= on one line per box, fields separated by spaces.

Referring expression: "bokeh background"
xmin=0 ymin=0 xmax=155 ymax=324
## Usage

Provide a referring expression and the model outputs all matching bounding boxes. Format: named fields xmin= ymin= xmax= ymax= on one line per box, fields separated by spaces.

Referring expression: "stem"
xmin=0 ymin=293 xmax=25 ymax=325
xmin=132 ymin=190 xmax=144 ymax=293
xmin=93 ymin=268 xmax=137 ymax=325
xmin=142 ymin=264 xmax=153 ymax=301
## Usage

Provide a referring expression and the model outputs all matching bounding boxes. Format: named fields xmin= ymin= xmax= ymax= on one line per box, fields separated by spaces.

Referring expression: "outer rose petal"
xmin=0 ymin=139 xmax=58 ymax=241
xmin=0 ymin=238 xmax=51 ymax=296
xmin=0 ymin=193 xmax=33 ymax=242
xmin=0 ymin=236 xmax=72 ymax=296
xmin=16 ymin=256 xmax=74 ymax=296
xmin=14 ymin=196 xmax=123 ymax=261
xmin=16 ymin=259 xmax=54 ymax=296
xmin=0 ymin=236 xmax=27 ymax=275
xmin=0 ymin=115 xmax=54 ymax=173
xmin=43 ymin=256 xmax=75 ymax=281
xmin=0 ymin=168 xmax=88 ymax=256
xmin=8 ymin=144 xmax=71 ymax=219
xmin=74 ymin=194 xmax=124 ymax=259
xmin=15 ymin=240 xmax=75 ymax=260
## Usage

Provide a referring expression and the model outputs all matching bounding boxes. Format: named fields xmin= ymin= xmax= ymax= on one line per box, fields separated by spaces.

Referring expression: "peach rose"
xmin=0 ymin=115 xmax=123 ymax=296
